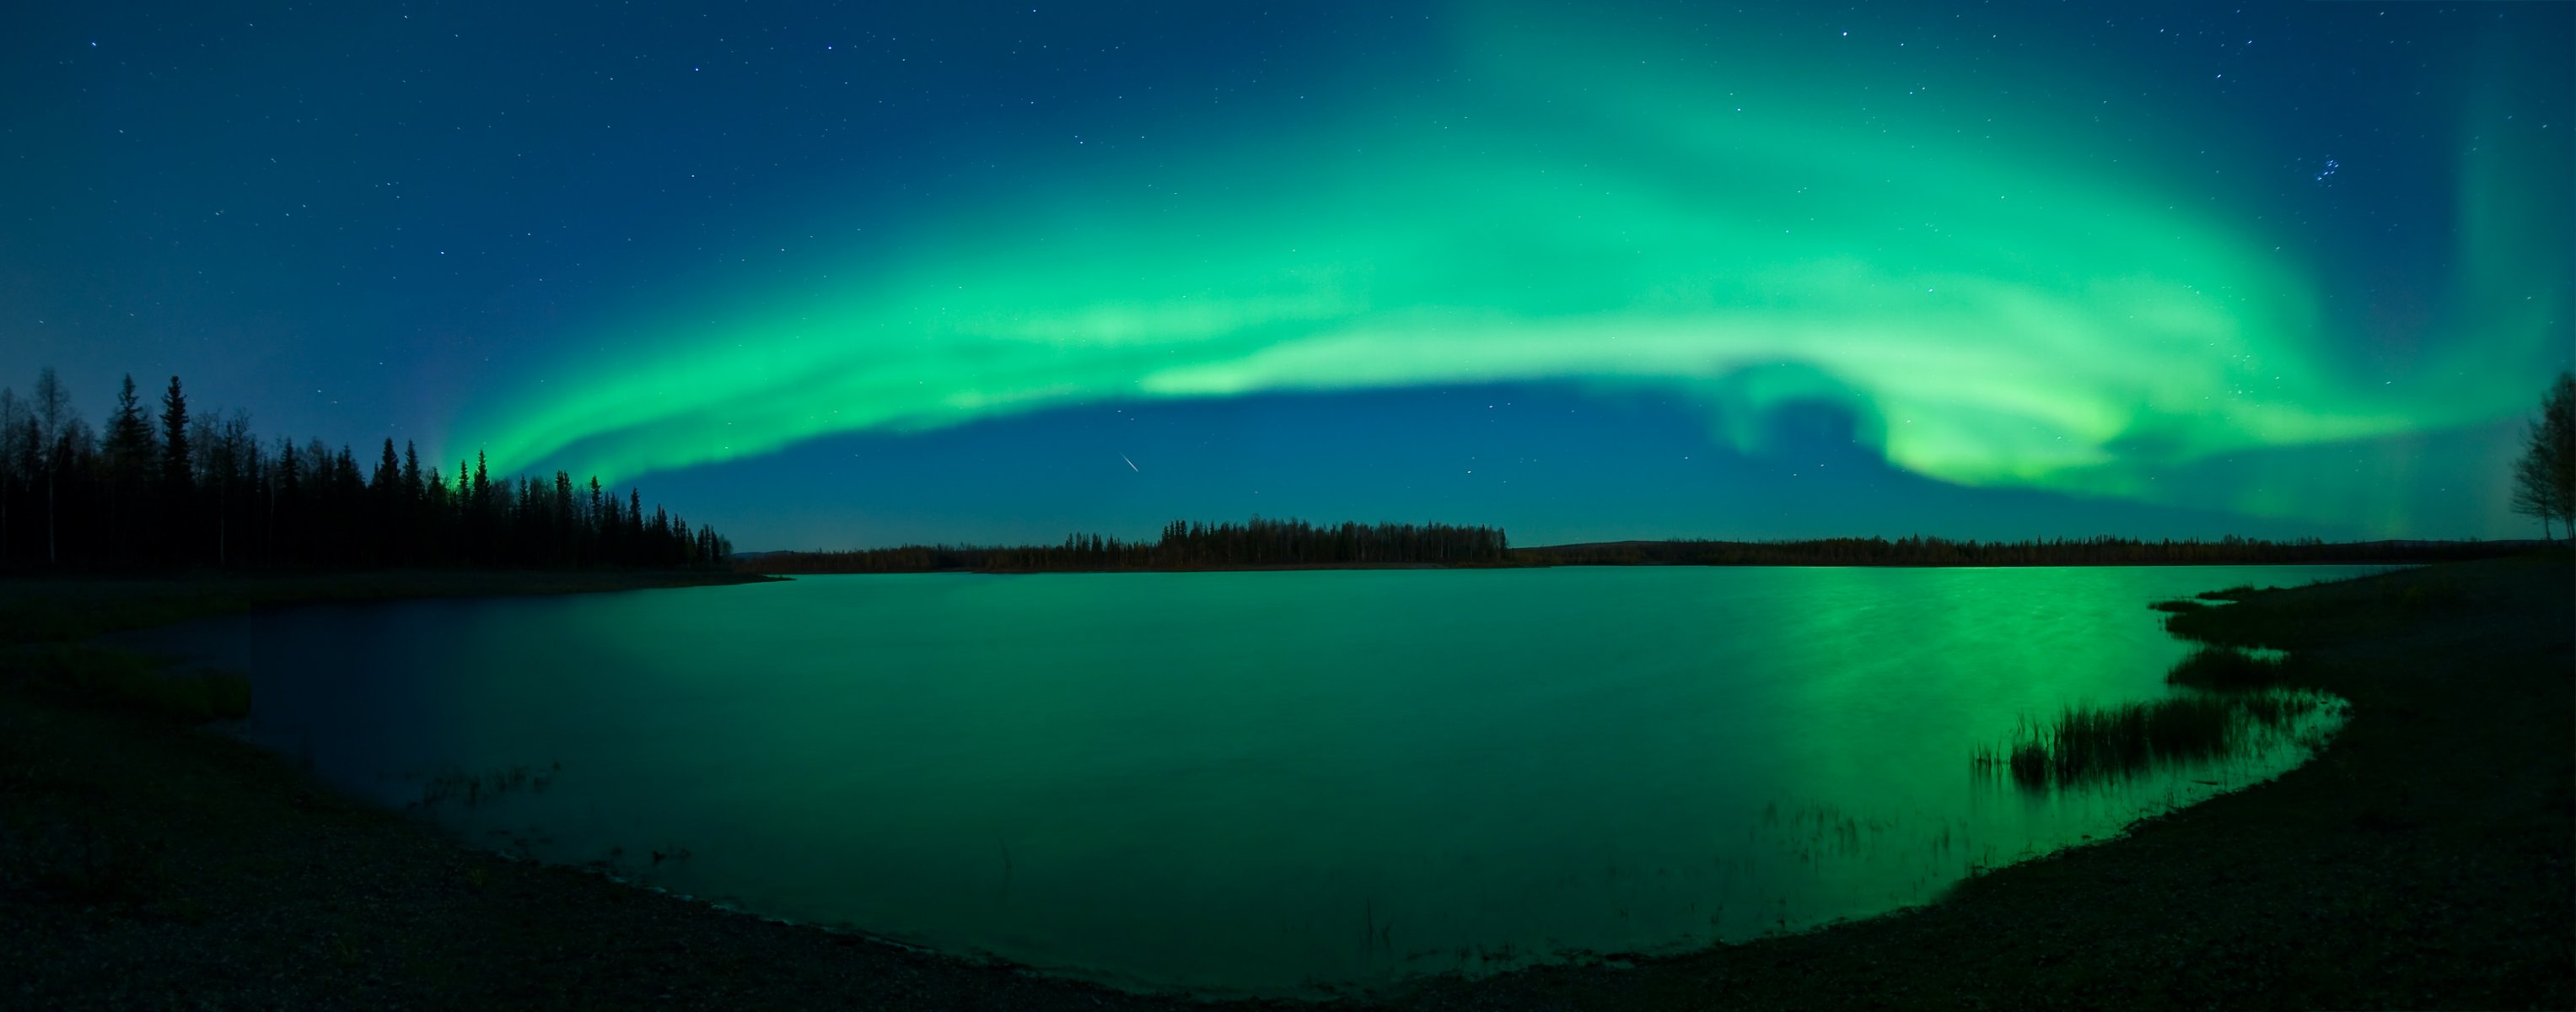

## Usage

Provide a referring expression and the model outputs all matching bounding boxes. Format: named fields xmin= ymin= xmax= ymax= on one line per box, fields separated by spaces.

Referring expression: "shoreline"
xmin=785 ymin=558 xmax=2433 ymax=576
xmin=0 ymin=568 xmax=777 ymax=645
xmin=2 ymin=557 xmax=2567 ymax=1008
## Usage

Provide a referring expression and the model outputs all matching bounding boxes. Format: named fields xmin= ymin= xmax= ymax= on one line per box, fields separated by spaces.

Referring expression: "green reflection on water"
xmin=124 ymin=565 xmax=2380 ymax=995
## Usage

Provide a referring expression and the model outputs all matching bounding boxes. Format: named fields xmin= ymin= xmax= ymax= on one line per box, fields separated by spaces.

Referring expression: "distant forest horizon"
xmin=742 ymin=520 xmax=2542 ymax=575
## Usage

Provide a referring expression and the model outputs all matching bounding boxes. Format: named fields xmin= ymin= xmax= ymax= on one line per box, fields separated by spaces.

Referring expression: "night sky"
xmin=5 ymin=2 xmax=2568 ymax=549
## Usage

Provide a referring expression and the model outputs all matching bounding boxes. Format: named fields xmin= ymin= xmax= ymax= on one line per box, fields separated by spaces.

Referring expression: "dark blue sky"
xmin=5 ymin=2 xmax=2568 ymax=548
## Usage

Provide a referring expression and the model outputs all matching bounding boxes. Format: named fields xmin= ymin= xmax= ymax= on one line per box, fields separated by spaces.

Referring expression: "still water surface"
xmin=120 ymin=566 xmax=2380 ymax=994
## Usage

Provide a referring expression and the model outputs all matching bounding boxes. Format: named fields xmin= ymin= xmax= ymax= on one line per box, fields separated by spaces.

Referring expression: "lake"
xmin=116 ymin=565 xmax=2380 ymax=995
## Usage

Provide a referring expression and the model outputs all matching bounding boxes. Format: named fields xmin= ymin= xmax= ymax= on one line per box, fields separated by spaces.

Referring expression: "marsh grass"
xmin=1974 ymin=691 xmax=2341 ymax=789
xmin=0 ymin=643 xmax=250 ymax=723
xmin=2147 ymin=599 xmax=2211 ymax=614
xmin=2164 ymin=646 xmax=2289 ymax=690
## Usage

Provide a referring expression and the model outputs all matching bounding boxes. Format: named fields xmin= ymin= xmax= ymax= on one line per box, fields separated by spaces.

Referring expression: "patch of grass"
xmin=2023 ymin=696 xmax=2239 ymax=784
xmin=1976 ymin=690 xmax=2342 ymax=789
xmin=2192 ymin=584 xmax=2271 ymax=601
xmin=0 ymin=644 xmax=250 ymax=723
xmin=2147 ymin=598 xmax=2211 ymax=614
xmin=2164 ymin=647 xmax=2287 ymax=691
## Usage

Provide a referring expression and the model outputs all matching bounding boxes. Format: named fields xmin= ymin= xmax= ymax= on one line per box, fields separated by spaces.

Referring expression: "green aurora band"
xmin=460 ymin=8 xmax=2570 ymax=535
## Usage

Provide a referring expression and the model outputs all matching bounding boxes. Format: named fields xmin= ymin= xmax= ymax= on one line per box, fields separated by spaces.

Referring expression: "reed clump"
xmin=1975 ymin=690 xmax=2338 ymax=789
xmin=2025 ymin=696 xmax=2238 ymax=783
xmin=2164 ymin=647 xmax=2287 ymax=690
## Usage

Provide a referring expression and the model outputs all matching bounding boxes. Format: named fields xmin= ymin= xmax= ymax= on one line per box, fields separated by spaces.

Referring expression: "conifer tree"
xmin=104 ymin=375 xmax=154 ymax=472
xmin=373 ymin=439 xmax=400 ymax=498
xmin=157 ymin=376 xmax=192 ymax=563
xmin=102 ymin=375 xmax=157 ymax=563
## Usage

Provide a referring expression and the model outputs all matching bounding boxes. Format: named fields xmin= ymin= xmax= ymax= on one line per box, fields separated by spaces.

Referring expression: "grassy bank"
xmin=1 ymin=557 xmax=2568 ymax=1009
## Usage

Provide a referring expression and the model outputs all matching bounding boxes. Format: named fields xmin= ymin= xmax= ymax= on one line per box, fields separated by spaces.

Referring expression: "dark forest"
xmin=0 ymin=369 xmax=730 ymax=572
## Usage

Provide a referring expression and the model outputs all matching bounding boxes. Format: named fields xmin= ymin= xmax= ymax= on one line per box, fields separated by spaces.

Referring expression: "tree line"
xmin=0 ymin=368 xmax=731 ymax=572
xmin=745 ymin=518 xmax=1512 ymax=573
xmin=744 ymin=523 xmax=2545 ymax=575
xmin=757 ymin=374 xmax=2570 ymax=573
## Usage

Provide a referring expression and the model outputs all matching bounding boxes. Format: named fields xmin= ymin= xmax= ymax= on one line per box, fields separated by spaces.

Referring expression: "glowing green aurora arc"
xmin=459 ymin=8 xmax=2568 ymax=534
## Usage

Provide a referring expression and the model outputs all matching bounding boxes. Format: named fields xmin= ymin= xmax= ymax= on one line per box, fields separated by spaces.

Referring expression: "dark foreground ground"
xmin=1 ymin=560 xmax=2568 ymax=1009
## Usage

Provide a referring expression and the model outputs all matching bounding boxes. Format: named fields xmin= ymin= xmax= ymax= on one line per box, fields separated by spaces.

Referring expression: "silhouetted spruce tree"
xmin=586 ymin=476 xmax=605 ymax=565
xmin=548 ymin=471 xmax=572 ymax=564
xmin=102 ymin=375 xmax=157 ymax=564
xmin=368 ymin=438 xmax=401 ymax=564
xmin=371 ymin=439 xmax=400 ymax=498
xmin=399 ymin=440 xmax=424 ymax=564
xmin=157 ymin=375 xmax=192 ymax=564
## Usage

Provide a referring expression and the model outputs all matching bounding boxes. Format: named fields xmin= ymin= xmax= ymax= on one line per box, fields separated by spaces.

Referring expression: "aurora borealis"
xmin=6 ymin=2 xmax=2569 ymax=546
